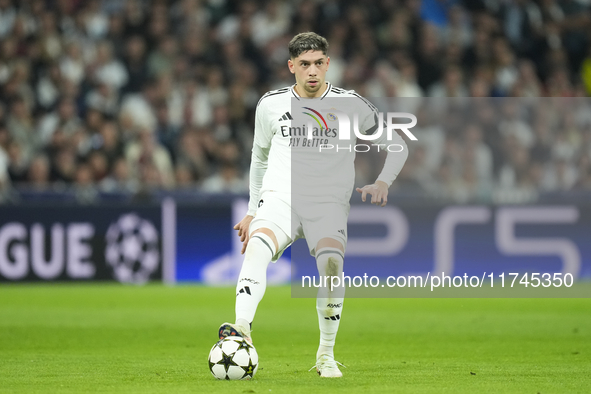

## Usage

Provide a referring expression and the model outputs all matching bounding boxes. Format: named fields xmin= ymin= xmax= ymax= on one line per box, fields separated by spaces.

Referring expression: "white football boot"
xmin=218 ymin=322 xmax=253 ymax=345
xmin=314 ymin=354 xmax=344 ymax=378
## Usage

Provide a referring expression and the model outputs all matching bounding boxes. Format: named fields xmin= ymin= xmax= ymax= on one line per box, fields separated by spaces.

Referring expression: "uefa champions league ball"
xmin=208 ymin=337 xmax=259 ymax=380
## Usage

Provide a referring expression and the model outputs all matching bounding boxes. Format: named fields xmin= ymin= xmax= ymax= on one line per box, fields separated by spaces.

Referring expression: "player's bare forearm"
xmin=355 ymin=180 xmax=389 ymax=207
xmin=233 ymin=215 xmax=254 ymax=254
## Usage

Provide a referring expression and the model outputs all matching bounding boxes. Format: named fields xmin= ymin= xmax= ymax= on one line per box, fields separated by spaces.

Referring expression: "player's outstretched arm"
xmin=240 ymin=101 xmax=271 ymax=254
xmin=355 ymin=97 xmax=409 ymax=207
xmin=233 ymin=215 xmax=254 ymax=254
xmin=356 ymin=180 xmax=389 ymax=207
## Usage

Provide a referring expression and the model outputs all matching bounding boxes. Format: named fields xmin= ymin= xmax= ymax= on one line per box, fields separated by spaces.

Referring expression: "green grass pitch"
xmin=0 ymin=284 xmax=590 ymax=393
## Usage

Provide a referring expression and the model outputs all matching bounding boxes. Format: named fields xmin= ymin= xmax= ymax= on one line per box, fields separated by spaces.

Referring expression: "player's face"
xmin=288 ymin=50 xmax=330 ymax=98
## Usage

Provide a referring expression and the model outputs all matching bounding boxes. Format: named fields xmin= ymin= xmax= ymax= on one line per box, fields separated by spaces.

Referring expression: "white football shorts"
xmin=249 ymin=191 xmax=349 ymax=257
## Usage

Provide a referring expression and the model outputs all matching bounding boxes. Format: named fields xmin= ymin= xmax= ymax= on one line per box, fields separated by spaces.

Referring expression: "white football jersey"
xmin=250 ymin=82 xmax=405 ymax=212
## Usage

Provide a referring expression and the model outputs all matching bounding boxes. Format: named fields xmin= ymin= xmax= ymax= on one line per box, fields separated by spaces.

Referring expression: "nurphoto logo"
xmin=306 ymin=111 xmax=418 ymax=153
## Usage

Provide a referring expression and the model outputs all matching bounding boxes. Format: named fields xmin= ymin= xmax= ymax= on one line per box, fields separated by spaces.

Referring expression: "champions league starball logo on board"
xmin=105 ymin=213 xmax=160 ymax=284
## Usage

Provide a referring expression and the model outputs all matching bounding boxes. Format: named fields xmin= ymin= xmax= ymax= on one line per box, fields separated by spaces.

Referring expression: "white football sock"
xmin=315 ymin=247 xmax=345 ymax=360
xmin=235 ymin=233 xmax=276 ymax=325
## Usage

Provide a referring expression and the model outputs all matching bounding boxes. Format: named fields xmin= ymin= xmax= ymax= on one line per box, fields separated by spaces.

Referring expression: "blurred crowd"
xmin=0 ymin=0 xmax=591 ymax=203
xmin=363 ymin=97 xmax=591 ymax=203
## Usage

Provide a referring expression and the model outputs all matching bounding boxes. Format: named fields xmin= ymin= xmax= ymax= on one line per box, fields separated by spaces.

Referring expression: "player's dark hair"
xmin=288 ymin=32 xmax=329 ymax=59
